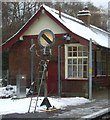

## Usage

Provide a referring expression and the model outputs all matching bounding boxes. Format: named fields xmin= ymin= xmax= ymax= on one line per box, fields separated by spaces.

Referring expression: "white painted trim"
xmin=65 ymin=44 xmax=88 ymax=79
xmin=67 ymin=78 xmax=88 ymax=80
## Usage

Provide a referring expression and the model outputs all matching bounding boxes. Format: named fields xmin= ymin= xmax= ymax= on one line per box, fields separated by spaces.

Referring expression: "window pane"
xmin=78 ymin=65 xmax=82 ymax=71
xmin=68 ymin=65 xmax=72 ymax=77
xmin=92 ymin=61 xmax=95 ymax=76
xmin=68 ymin=52 xmax=72 ymax=57
xmin=78 ymin=52 xmax=82 ymax=56
xmin=83 ymin=58 xmax=87 ymax=64
xmin=68 ymin=47 xmax=72 ymax=51
xmin=83 ymin=47 xmax=87 ymax=51
xmin=73 ymin=72 xmax=77 ymax=77
xmin=73 ymin=59 xmax=77 ymax=64
xmin=73 ymin=52 xmax=77 ymax=56
xmin=68 ymin=59 xmax=72 ymax=64
xmin=84 ymin=65 xmax=87 ymax=71
xmin=78 ymin=71 xmax=82 ymax=77
xmin=73 ymin=65 xmax=77 ymax=77
xmin=108 ymin=62 xmax=110 ymax=75
xmin=78 ymin=46 xmax=82 ymax=51
xmin=83 ymin=52 xmax=87 ymax=56
xmin=97 ymin=51 xmax=101 ymax=62
xmin=83 ymin=72 xmax=87 ymax=78
xmin=101 ymin=62 xmax=106 ymax=75
xmin=102 ymin=52 xmax=106 ymax=60
xmin=73 ymin=46 xmax=77 ymax=51
xmin=78 ymin=59 xmax=82 ymax=64
xmin=97 ymin=62 xmax=101 ymax=75
xmin=73 ymin=65 xmax=77 ymax=71
xmin=108 ymin=53 xmax=110 ymax=75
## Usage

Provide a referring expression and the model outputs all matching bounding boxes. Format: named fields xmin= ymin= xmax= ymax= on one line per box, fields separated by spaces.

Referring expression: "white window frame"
xmin=65 ymin=44 xmax=88 ymax=79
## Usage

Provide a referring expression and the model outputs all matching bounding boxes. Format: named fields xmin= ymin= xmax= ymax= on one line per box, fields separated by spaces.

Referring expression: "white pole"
xmin=89 ymin=38 xmax=92 ymax=100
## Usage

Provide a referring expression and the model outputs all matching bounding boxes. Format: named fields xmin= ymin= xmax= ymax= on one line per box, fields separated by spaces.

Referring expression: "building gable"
xmin=21 ymin=13 xmax=66 ymax=38
xmin=1 ymin=4 xmax=109 ymax=50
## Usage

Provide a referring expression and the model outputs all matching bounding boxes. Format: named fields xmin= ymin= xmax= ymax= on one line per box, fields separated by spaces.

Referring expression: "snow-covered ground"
xmin=0 ymin=85 xmax=90 ymax=115
xmin=0 ymin=85 xmax=16 ymax=98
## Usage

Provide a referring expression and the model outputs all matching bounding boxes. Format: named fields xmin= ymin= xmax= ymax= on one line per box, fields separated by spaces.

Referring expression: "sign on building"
xmin=38 ymin=29 xmax=55 ymax=48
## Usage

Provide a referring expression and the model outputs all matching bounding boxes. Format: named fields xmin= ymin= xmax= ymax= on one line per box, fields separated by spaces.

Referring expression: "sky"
xmin=52 ymin=0 xmax=110 ymax=9
xmin=81 ymin=0 xmax=109 ymax=9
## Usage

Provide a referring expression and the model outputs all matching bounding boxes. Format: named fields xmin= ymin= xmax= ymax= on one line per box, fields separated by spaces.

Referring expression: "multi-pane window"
xmin=96 ymin=51 xmax=106 ymax=76
xmin=96 ymin=51 xmax=101 ymax=75
xmin=65 ymin=44 xmax=88 ymax=79
xmin=101 ymin=53 xmax=106 ymax=75
xmin=92 ymin=50 xmax=95 ymax=76
xmin=108 ymin=52 xmax=110 ymax=75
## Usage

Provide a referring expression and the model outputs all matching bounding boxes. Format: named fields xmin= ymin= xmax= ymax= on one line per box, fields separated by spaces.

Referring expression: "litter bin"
xmin=16 ymin=74 xmax=26 ymax=98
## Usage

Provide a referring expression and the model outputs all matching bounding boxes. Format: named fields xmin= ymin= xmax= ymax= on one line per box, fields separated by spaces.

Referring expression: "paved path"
xmin=51 ymin=88 xmax=110 ymax=119
xmin=51 ymin=99 xmax=110 ymax=119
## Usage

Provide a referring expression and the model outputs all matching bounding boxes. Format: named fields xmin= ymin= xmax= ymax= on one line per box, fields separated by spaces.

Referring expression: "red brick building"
xmin=2 ymin=5 xmax=110 ymax=97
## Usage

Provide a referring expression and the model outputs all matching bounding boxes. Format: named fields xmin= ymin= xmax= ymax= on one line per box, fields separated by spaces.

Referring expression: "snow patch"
xmin=0 ymin=86 xmax=90 ymax=115
xmin=0 ymin=85 xmax=16 ymax=98
xmin=0 ymin=97 xmax=90 ymax=115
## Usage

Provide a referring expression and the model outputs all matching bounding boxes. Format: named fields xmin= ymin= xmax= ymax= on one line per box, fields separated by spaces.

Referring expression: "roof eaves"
xmin=90 ymin=25 xmax=110 ymax=34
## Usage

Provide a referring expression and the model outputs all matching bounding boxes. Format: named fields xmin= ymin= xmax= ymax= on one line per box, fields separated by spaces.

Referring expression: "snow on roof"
xmin=2 ymin=5 xmax=109 ymax=49
xmin=77 ymin=10 xmax=91 ymax=16
xmin=43 ymin=5 xmax=109 ymax=48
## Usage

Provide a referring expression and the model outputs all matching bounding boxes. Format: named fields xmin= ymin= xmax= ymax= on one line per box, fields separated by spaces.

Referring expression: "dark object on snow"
xmin=26 ymin=90 xmax=33 ymax=97
xmin=40 ymin=97 xmax=52 ymax=110
xmin=6 ymin=87 xmax=13 ymax=91
xmin=2 ymin=79 xmax=7 ymax=87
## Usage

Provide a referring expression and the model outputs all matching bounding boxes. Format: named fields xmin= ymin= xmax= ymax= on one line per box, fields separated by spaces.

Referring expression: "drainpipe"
xmin=58 ymin=45 xmax=61 ymax=96
xmin=89 ymin=38 xmax=92 ymax=100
